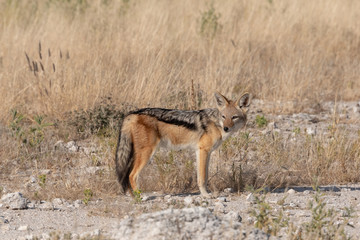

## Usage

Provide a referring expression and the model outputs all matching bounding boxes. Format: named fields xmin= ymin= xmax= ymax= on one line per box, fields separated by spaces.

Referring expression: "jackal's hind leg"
xmin=129 ymin=147 xmax=155 ymax=194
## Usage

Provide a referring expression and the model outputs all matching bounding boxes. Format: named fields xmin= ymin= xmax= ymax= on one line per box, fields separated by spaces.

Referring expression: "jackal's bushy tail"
xmin=115 ymin=125 xmax=134 ymax=193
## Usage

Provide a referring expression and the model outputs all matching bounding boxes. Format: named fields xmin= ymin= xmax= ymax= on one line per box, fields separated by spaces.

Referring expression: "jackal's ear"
xmin=238 ymin=93 xmax=251 ymax=108
xmin=214 ymin=92 xmax=230 ymax=107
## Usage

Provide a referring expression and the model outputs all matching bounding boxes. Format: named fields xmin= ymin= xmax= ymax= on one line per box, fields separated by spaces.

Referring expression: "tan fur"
xmin=115 ymin=92 xmax=251 ymax=197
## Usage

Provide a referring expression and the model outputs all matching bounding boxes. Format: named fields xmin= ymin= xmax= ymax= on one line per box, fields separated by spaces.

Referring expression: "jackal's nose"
xmin=224 ymin=127 xmax=229 ymax=132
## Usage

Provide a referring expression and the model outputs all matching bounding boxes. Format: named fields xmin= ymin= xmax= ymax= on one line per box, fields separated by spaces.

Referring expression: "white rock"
xmin=29 ymin=176 xmax=37 ymax=183
xmin=1 ymin=192 xmax=28 ymax=210
xmin=217 ymin=196 xmax=228 ymax=202
xmin=224 ymin=211 xmax=242 ymax=223
xmin=201 ymin=201 xmax=209 ymax=207
xmin=164 ymin=195 xmax=172 ymax=203
xmin=71 ymin=233 xmax=79 ymax=239
xmin=92 ymin=229 xmax=101 ymax=236
xmin=289 ymin=202 xmax=297 ymax=208
xmin=54 ymin=140 xmax=65 ymax=151
xmin=18 ymin=225 xmax=29 ymax=231
xmin=52 ymin=198 xmax=63 ymax=206
xmin=38 ymin=201 xmax=54 ymax=211
xmin=352 ymin=105 xmax=360 ymax=114
xmin=66 ymin=141 xmax=79 ymax=152
xmin=306 ymin=127 xmax=316 ymax=136
xmin=246 ymin=193 xmax=255 ymax=203
xmin=214 ymin=202 xmax=226 ymax=213
xmin=287 ymin=189 xmax=296 ymax=194
xmin=183 ymin=196 xmax=193 ymax=205
xmin=74 ymin=199 xmax=82 ymax=208
xmin=39 ymin=169 xmax=51 ymax=175
xmin=26 ymin=201 xmax=36 ymax=209
xmin=223 ymin=188 xmax=233 ymax=194
xmin=194 ymin=196 xmax=202 ymax=206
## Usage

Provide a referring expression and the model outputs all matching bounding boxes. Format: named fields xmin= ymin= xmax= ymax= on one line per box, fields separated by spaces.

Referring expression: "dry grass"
xmin=1 ymin=0 xmax=360 ymax=199
xmin=136 ymin=122 xmax=360 ymax=194
xmin=1 ymin=0 xmax=360 ymax=118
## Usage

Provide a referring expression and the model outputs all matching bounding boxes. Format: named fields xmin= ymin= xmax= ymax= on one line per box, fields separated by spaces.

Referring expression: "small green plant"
xmin=38 ymin=174 xmax=46 ymax=187
xmin=133 ymin=189 xmax=142 ymax=203
xmin=250 ymin=189 xmax=289 ymax=236
xmin=9 ymin=110 xmax=52 ymax=150
xmin=303 ymin=191 xmax=350 ymax=239
xmin=28 ymin=114 xmax=53 ymax=149
xmin=241 ymin=131 xmax=251 ymax=149
xmin=255 ymin=115 xmax=268 ymax=128
xmin=293 ymin=127 xmax=301 ymax=135
xmin=119 ymin=0 xmax=131 ymax=16
xmin=230 ymin=160 xmax=244 ymax=192
xmin=9 ymin=109 xmax=26 ymax=143
xmin=83 ymin=188 xmax=93 ymax=205
xmin=63 ymin=232 xmax=72 ymax=240
xmin=199 ymin=2 xmax=221 ymax=39
xmin=33 ymin=191 xmax=40 ymax=200
xmin=242 ymin=131 xmax=251 ymax=141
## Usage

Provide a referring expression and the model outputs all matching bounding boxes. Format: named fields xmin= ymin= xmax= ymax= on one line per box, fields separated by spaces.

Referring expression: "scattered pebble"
xmin=26 ymin=202 xmax=36 ymax=209
xmin=214 ymin=202 xmax=226 ymax=213
xmin=224 ymin=211 xmax=242 ymax=223
xmin=38 ymin=201 xmax=54 ymax=211
xmin=287 ymin=189 xmax=296 ymax=194
xmin=306 ymin=127 xmax=316 ymax=135
xmin=52 ymin=198 xmax=63 ymax=206
xmin=289 ymin=202 xmax=297 ymax=208
xmin=246 ymin=193 xmax=255 ymax=203
xmin=223 ymin=188 xmax=233 ymax=194
xmin=183 ymin=196 xmax=193 ymax=206
xmin=142 ymin=195 xmax=149 ymax=202
xmin=18 ymin=225 xmax=29 ymax=231
xmin=164 ymin=195 xmax=171 ymax=201
xmin=66 ymin=141 xmax=79 ymax=152
xmin=74 ymin=200 xmax=82 ymax=208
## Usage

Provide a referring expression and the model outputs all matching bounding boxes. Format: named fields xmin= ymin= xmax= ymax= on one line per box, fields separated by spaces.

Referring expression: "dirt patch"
xmin=1 ymin=186 xmax=360 ymax=239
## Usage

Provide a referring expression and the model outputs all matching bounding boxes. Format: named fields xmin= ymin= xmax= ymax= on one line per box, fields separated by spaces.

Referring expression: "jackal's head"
xmin=214 ymin=92 xmax=251 ymax=134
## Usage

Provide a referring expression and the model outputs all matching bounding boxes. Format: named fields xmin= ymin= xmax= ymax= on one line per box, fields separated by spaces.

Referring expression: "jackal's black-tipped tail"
xmin=115 ymin=125 xmax=134 ymax=193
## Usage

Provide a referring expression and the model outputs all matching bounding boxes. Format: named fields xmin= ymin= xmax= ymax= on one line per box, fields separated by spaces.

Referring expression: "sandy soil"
xmin=1 ymin=185 xmax=360 ymax=239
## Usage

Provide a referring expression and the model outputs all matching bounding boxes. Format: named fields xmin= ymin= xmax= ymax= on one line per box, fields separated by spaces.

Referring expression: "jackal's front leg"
xmin=196 ymin=148 xmax=211 ymax=198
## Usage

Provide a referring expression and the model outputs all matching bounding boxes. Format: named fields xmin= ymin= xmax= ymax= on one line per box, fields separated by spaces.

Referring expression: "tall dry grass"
xmin=1 ymin=0 xmax=360 ymax=199
xmin=0 ymin=0 xmax=360 ymax=120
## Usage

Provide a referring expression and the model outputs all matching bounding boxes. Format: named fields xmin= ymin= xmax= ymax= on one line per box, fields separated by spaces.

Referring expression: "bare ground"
xmin=1 ymin=186 xmax=360 ymax=239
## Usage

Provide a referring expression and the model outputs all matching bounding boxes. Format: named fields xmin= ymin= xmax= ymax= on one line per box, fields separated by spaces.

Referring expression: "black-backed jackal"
xmin=115 ymin=92 xmax=251 ymax=197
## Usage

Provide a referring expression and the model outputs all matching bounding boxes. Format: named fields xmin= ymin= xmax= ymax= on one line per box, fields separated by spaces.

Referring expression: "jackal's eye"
xmin=232 ymin=116 xmax=239 ymax=120
xmin=222 ymin=115 xmax=226 ymax=119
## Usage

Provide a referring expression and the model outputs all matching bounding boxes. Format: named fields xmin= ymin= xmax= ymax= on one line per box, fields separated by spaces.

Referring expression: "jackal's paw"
xmin=200 ymin=192 xmax=213 ymax=199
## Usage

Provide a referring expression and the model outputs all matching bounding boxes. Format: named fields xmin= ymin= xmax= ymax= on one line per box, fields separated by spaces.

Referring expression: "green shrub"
xmin=66 ymin=97 xmax=127 ymax=137
xmin=199 ymin=3 xmax=221 ymax=39
xmin=255 ymin=115 xmax=268 ymax=128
